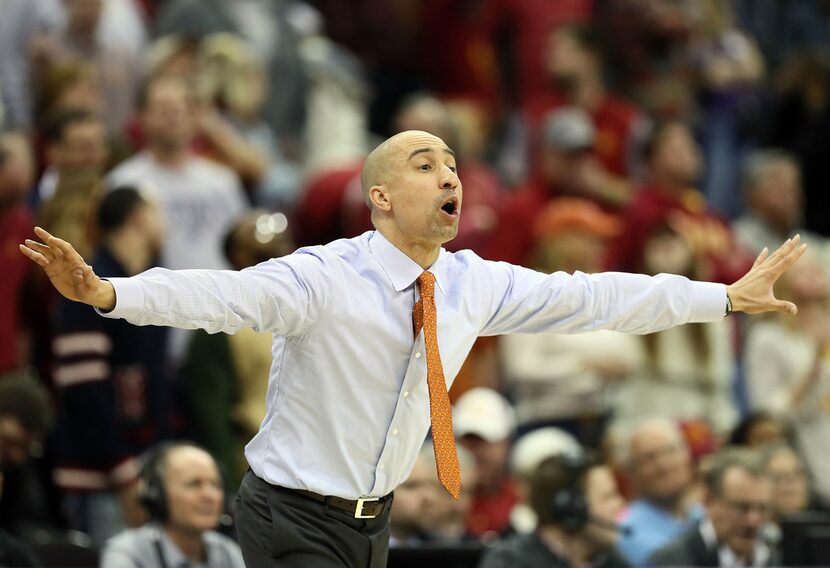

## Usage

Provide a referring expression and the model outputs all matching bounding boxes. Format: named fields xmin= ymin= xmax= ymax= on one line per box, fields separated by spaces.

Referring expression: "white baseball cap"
xmin=453 ymin=388 xmax=517 ymax=443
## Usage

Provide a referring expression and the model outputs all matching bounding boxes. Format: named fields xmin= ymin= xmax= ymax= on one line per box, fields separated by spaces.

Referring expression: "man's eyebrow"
xmin=408 ymin=147 xmax=456 ymax=160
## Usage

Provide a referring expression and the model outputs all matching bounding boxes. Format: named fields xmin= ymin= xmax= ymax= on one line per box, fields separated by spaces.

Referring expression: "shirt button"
xmin=393 ymin=428 xmax=399 ymax=435
xmin=403 ymin=391 xmax=410 ymax=398
xmin=379 ymin=463 xmax=385 ymax=470
xmin=415 ymin=352 xmax=422 ymax=359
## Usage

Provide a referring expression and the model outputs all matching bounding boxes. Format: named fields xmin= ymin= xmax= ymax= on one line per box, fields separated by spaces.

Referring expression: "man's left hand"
xmin=726 ymin=235 xmax=807 ymax=315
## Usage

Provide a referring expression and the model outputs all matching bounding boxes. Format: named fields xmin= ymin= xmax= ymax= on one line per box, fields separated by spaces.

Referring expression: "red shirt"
xmin=418 ymin=0 xmax=502 ymax=109
xmin=486 ymin=181 xmax=550 ymax=265
xmin=0 ymin=206 xmax=34 ymax=373
xmin=482 ymin=0 xmax=594 ymax=105
xmin=467 ymin=476 xmax=520 ymax=537
xmin=607 ymin=184 xmax=751 ymax=284
xmin=526 ymin=91 xmax=646 ymax=177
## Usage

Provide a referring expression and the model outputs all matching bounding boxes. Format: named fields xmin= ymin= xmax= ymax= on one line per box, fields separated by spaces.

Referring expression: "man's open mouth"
xmin=440 ymin=196 xmax=459 ymax=216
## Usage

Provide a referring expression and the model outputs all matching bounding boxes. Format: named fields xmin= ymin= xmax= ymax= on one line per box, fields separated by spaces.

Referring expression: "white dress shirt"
xmin=100 ymin=230 xmax=726 ymax=499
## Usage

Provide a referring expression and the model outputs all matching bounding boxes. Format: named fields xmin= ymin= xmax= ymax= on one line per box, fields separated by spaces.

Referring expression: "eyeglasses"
xmin=718 ymin=497 xmax=770 ymax=516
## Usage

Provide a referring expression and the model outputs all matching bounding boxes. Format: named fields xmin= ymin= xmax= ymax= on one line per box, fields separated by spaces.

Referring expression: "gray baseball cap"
xmin=542 ymin=107 xmax=595 ymax=151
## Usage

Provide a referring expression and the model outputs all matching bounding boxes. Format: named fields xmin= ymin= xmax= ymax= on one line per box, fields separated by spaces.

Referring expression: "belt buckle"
xmin=354 ymin=497 xmax=379 ymax=518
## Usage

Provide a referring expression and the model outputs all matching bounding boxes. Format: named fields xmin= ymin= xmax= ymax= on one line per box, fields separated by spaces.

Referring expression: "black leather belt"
xmin=292 ymin=488 xmax=392 ymax=519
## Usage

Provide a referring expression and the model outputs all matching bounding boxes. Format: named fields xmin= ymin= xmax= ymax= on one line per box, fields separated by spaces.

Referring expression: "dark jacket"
xmin=479 ymin=532 xmax=631 ymax=568
xmin=647 ymin=522 xmax=779 ymax=567
xmin=52 ymin=247 xmax=172 ymax=491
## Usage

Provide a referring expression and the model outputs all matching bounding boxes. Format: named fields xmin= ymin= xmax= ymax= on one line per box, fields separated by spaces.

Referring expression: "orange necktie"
xmin=413 ymin=271 xmax=461 ymax=499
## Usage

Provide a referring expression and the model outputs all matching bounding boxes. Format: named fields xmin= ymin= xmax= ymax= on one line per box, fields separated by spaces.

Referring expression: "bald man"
xmin=21 ymin=131 xmax=806 ymax=567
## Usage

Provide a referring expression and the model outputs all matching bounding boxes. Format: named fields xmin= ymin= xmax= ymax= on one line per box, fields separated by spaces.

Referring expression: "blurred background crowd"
xmin=3 ymin=0 xmax=830 ymax=566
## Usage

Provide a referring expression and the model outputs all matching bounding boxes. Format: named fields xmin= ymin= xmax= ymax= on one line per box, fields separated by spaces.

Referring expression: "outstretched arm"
xmin=726 ymin=234 xmax=807 ymax=315
xmin=21 ymin=226 xmax=329 ymax=335
xmin=20 ymin=226 xmax=116 ymax=310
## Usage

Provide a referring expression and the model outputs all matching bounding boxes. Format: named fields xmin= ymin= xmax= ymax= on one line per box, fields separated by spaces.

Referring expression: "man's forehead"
xmin=389 ymin=131 xmax=453 ymax=158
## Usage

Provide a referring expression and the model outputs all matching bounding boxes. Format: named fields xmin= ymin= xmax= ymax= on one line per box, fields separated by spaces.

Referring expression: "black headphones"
xmin=137 ymin=441 xmax=224 ymax=522
xmin=548 ymin=451 xmax=591 ymax=533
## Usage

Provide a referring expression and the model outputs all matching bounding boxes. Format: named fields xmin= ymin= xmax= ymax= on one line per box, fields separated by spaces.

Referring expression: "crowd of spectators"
xmin=3 ymin=0 xmax=830 ymax=566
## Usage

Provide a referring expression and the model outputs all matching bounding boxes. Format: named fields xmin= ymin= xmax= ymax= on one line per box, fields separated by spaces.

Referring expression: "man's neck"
xmin=570 ymin=75 xmax=605 ymax=112
xmin=647 ymin=493 xmax=690 ymax=519
xmin=650 ymin=174 xmax=689 ymax=196
xmin=148 ymin=145 xmax=190 ymax=168
xmin=376 ymin=226 xmax=441 ymax=269
xmin=164 ymin=525 xmax=206 ymax=563
xmin=107 ymin=232 xmax=152 ymax=276
xmin=67 ymin=27 xmax=96 ymax=47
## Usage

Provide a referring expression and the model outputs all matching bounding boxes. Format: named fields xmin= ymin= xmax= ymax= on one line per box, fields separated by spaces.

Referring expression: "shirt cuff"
xmin=688 ymin=281 xmax=728 ymax=323
xmin=95 ymin=277 xmax=144 ymax=320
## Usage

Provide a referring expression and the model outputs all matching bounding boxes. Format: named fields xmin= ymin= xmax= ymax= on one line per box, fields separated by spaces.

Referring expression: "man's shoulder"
xmin=647 ymin=524 xmax=703 ymax=566
xmin=103 ymin=525 xmax=156 ymax=554
xmin=203 ymin=529 xmax=240 ymax=550
xmin=480 ymin=533 xmax=563 ymax=568
xmin=203 ymin=530 xmax=244 ymax=566
xmin=108 ymin=153 xmax=154 ymax=181
xmin=186 ymin=155 xmax=240 ymax=182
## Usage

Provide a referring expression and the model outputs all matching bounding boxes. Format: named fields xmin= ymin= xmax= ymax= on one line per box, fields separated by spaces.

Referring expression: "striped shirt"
xmin=99 ymin=230 xmax=726 ymax=499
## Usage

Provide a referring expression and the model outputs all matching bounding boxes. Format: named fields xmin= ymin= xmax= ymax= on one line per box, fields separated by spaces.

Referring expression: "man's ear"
xmin=369 ymin=185 xmax=392 ymax=211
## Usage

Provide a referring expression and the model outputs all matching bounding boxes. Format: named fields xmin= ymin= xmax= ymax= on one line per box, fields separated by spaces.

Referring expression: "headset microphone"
xmin=587 ymin=515 xmax=633 ymax=536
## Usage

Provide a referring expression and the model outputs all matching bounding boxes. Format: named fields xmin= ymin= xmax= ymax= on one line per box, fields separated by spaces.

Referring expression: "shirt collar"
xmin=699 ymin=517 xmax=770 ymax=568
xmin=156 ymin=525 xmax=210 ymax=568
xmin=368 ymin=231 xmax=447 ymax=295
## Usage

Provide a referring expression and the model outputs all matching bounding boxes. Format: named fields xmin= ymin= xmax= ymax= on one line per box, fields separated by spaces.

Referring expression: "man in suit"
xmin=649 ymin=447 xmax=778 ymax=567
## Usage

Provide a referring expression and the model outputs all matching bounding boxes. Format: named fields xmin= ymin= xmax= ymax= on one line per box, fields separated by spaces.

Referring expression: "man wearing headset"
xmin=480 ymin=453 xmax=630 ymax=568
xmin=100 ymin=442 xmax=245 ymax=568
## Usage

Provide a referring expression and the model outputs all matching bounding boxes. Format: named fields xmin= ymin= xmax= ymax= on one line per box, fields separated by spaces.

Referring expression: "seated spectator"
xmin=35 ymin=108 xmax=109 ymax=207
xmin=35 ymin=60 xmax=104 ymax=124
xmin=38 ymin=169 xmax=103 ymax=261
xmin=479 ymin=453 xmax=629 ymax=568
xmin=608 ymin=119 xmax=752 ymax=284
xmin=690 ymin=0 xmax=765 ymax=219
xmin=52 ymin=187 xmax=171 ymax=545
xmin=649 ymin=447 xmax=778 ymax=567
xmin=194 ymin=33 xmax=301 ymax=208
xmin=744 ymin=252 xmax=830 ymax=509
xmin=417 ymin=442 xmax=478 ymax=544
xmin=0 ymin=132 xmax=35 ymax=374
xmin=390 ymin=445 xmax=434 ymax=547
xmin=488 ymin=107 xmax=625 ymax=265
xmin=617 ymin=418 xmax=703 ymax=567
xmin=184 ymin=209 xmax=295 ymax=491
xmin=500 ymin=198 xmax=640 ymax=446
xmin=528 ymin=22 xmax=648 ymax=182
xmin=733 ymin=149 xmax=829 ymax=263
xmin=101 ymin=441 xmax=245 ymax=568
xmin=453 ymin=388 xmax=518 ymax=539
xmin=0 ymin=376 xmax=52 ymax=537
xmin=760 ymin=443 xmax=811 ymax=521
xmin=728 ymin=411 xmax=788 ymax=449
xmin=0 ymin=435 xmax=40 ymax=567
xmin=612 ymin=222 xmax=738 ymax=436
xmin=34 ymin=0 xmax=140 ymax=139
xmin=107 ymin=74 xmax=247 ymax=272
xmin=508 ymin=427 xmax=582 ymax=534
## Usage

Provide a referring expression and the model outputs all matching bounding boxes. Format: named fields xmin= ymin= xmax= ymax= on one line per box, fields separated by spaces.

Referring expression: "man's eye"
xmin=420 ymin=164 xmax=431 ymax=171
xmin=448 ymin=166 xmax=457 ymax=173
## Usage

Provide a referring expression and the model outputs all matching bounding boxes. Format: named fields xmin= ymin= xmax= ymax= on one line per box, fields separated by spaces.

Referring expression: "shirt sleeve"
xmin=97 ymin=249 xmax=331 ymax=336
xmin=478 ymin=261 xmax=726 ymax=337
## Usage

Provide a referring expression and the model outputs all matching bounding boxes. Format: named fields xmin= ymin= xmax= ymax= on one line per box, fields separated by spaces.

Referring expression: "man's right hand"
xmin=19 ymin=226 xmax=116 ymax=310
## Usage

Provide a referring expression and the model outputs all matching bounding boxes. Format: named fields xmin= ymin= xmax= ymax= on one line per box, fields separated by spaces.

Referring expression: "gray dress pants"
xmin=234 ymin=470 xmax=392 ymax=567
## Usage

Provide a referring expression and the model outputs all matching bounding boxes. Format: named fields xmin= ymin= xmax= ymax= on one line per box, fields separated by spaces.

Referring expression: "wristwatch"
xmin=725 ymin=292 xmax=733 ymax=317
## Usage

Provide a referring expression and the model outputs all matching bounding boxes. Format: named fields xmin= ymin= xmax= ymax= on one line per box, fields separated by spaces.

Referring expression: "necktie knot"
xmin=417 ymin=271 xmax=435 ymax=299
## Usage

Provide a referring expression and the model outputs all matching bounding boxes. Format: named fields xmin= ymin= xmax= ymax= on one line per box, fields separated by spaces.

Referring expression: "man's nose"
xmin=440 ymin=167 xmax=459 ymax=189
